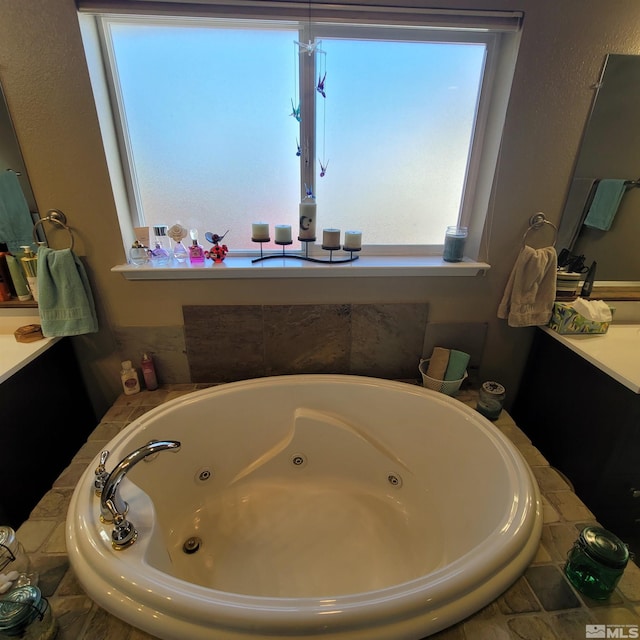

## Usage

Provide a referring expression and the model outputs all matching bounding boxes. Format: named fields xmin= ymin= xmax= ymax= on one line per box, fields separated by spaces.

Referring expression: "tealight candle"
xmin=322 ymin=228 xmax=341 ymax=249
xmin=252 ymin=222 xmax=270 ymax=241
xmin=299 ymin=202 xmax=317 ymax=240
xmin=274 ymin=224 xmax=292 ymax=244
xmin=344 ymin=230 xmax=362 ymax=251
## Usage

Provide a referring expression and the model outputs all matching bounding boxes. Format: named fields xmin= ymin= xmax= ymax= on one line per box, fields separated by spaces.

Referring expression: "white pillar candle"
xmin=299 ymin=202 xmax=317 ymax=240
xmin=344 ymin=230 xmax=362 ymax=250
xmin=274 ymin=224 xmax=292 ymax=243
xmin=323 ymin=228 xmax=341 ymax=248
xmin=252 ymin=222 xmax=270 ymax=241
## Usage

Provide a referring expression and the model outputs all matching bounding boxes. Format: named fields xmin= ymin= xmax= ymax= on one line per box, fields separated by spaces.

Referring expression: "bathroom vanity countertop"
xmin=541 ymin=324 xmax=640 ymax=393
xmin=18 ymin=384 xmax=640 ymax=640
xmin=0 ymin=310 xmax=59 ymax=384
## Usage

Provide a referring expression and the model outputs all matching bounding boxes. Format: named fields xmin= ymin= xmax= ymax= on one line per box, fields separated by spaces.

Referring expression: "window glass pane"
xmin=315 ymin=39 xmax=486 ymax=245
xmin=109 ymin=22 xmax=299 ymax=250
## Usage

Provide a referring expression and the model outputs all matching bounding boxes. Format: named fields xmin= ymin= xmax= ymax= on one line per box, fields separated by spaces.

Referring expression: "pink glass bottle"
xmin=188 ymin=229 xmax=205 ymax=264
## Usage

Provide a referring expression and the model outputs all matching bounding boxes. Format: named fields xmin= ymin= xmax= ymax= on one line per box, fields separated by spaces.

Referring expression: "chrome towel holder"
xmin=522 ymin=212 xmax=557 ymax=248
xmin=32 ymin=209 xmax=74 ymax=251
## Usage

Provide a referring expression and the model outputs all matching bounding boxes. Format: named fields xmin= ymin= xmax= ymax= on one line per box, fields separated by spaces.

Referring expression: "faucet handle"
xmin=94 ymin=450 xmax=110 ymax=497
xmin=104 ymin=499 xmax=138 ymax=550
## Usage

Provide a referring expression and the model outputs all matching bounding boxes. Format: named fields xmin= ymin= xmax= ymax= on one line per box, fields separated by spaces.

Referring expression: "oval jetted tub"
xmin=67 ymin=375 xmax=542 ymax=640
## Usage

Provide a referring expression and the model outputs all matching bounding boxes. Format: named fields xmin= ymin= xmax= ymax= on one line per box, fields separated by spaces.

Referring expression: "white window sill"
xmin=112 ymin=256 xmax=490 ymax=279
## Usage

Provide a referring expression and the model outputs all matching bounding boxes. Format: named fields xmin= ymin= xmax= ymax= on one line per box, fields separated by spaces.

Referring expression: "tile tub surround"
xmin=19 ymin=385 xmax=640 ymax=640
xmin=183 ymin=303 xmax=430 ymax=382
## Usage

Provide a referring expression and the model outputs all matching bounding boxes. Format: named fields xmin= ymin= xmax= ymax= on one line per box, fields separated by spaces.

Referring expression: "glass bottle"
xmin=0 ymin=527 xmax=35 ymax=589
xmin=443 ymin=226 xmax=468 ymax=262
xmin=129 ymin=240 xmax=149 ymax=266
xmin=565 ymin=526 xmax=629 ymax=599
xmin=172 ymin=240 xmax=188 ymax=263
xmin=150 ymin=225 xmax=171 ymax=266
xmin=167 ymin=223 xmax=188 ymax=262
xmin=188 ymin=229 xmax=205 ymax=264
xmin=0 ymin=585 xmax=57 ymax=639
xmin=476 ymin=381 xmax=506 ymax=420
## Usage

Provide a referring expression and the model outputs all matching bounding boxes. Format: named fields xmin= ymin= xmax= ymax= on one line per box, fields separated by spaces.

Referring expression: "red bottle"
xmin=141 ymin=353 xmax=158 ymax=390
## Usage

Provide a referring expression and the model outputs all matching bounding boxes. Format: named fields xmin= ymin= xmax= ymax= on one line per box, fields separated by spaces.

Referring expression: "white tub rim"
xmin=67 ymin=374 xmax=542 ymax=638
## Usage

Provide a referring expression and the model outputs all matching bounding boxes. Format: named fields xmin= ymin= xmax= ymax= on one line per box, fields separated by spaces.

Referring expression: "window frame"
xmin=78 ymin=3 xmax=521 ymax=273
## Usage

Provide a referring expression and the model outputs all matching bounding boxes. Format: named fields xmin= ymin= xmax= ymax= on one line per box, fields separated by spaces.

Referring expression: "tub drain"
xmin=387 ymin=473 xmax=403 ymax=488
xmin=183 ymin=537 xmax=202 ymax=554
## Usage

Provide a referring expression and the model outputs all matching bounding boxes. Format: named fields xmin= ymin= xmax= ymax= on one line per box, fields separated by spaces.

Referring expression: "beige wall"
xmin=1 ymin=0 xmax=639 ymax=418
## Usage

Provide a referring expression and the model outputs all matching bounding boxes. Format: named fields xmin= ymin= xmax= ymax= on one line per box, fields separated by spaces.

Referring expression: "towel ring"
xmin=522 ymin=212 xmax=557 ymax=248
xmin=32 ymin=209 xmax=74 ymax=251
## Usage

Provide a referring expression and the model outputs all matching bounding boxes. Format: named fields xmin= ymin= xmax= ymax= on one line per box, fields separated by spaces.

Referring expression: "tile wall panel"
xmin=183 ymin=303 xmax=429 ymax=383
xmin=183 ymin=305 xmax=265 ymax=382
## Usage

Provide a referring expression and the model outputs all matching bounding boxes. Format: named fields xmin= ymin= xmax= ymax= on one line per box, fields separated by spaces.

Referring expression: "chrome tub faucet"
xmin=99 ymin=440 xmax=181 ymax=550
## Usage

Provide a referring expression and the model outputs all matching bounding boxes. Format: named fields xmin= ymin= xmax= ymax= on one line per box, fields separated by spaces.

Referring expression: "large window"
xmin=80 ymin=5 xmax=521 ymax=258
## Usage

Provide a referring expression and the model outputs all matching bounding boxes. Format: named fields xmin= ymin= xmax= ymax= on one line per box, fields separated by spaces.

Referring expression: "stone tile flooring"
xmin=14 ymin=383 xmax=640 ymax=639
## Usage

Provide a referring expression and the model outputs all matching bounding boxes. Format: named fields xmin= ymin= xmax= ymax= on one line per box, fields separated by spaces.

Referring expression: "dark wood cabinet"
xmin=512 ymin=329 xmax=640 ymax=543
xmin=0 ymin=339 xmax=97 ymax=528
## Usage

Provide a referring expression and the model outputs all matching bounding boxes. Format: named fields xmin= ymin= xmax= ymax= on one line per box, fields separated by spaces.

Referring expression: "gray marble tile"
xmin=184 ymin=305 xmax=265 ymax=382
xmin=525 ymin=565 xmax=581 ymax=611
xmin=113 ymin=325 xmax=190 ymax=384
xmin=550 ymin=610 xmax=597 ymax=640
xmin=497 ymin=575 xmax=541 ymax=614
xmin=81 ymin=605 xmax=133 ymax=640
xmin=264 ymin=304 xmax=351 ymax=375
xmin=350 ymin=303 xmax=429 ymax=378
xmin=506 ymin=615 xmax=561 ymax=639
xmin=50 ymin=595 xmax=93 ymax=640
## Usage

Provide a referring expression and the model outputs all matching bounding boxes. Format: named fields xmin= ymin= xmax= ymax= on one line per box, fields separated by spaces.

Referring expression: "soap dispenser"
xmin=120 ymin=360 xmax=141 ymax=395
xmin=188 ymin=229 xmax=205 ymax=264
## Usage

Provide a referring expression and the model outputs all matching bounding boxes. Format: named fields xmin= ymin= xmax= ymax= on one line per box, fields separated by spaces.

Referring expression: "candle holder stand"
xmin=251 ymin=238 xmax=359 ymax=264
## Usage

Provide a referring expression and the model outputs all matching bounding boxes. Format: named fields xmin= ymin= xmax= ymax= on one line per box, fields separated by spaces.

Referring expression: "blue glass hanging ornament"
xmin=319 ymin=159 xmax=329 ymax=177
xmin=316 ymin=71 xmax=326 ymax=98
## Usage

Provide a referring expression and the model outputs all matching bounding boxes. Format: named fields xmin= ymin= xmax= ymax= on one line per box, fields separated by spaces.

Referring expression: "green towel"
xmin=583 ymin=179 xmax=626 ymax=231
xmin=444 ymin=349 xmax=470 ymax=381
xmin=0 ymin=171 xmax=35 ymax=254
xmin=37 ymin=246 xmax=98 ymax=337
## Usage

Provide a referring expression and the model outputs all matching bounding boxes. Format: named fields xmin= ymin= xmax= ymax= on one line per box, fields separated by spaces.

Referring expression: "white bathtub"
xmin=67 ymin=375 xmax=542 ymax=640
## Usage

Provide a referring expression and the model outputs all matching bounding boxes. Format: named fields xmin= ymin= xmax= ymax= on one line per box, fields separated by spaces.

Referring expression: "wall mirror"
xmin=0 ymin=81 xmax=39 ymax=306
xmin=0 ymin=84 xmax=37 ymax=213
xmin=558 ymin=54 xmax=640 ymax=298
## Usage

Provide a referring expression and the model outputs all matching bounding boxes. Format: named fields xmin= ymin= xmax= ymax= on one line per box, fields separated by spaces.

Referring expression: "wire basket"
xmin=418 ymin=359 xmax=468 ymax=396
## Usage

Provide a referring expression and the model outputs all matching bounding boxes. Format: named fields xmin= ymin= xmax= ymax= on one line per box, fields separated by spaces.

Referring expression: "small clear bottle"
xmin=150 ymin=225 xmax=172 ymax=266
xmin=172 ymin=240 xmax=188 ymax=263
xmin=129 ymin=240 xmax=149 ymax=266
xmin=167 ymin=223 xmax=188 ymax=263
xmin=120 ymin=360 xmax=141 ymax=395
xmin=0 ymin=585 xmax=57 ymax=639
xmin=565 ymin=526 xmax=629 ymax=599
xmin=0 ymin=527 xmax=35 ymax=589
xmin=188 ymin=229 xmax=205 ymax=264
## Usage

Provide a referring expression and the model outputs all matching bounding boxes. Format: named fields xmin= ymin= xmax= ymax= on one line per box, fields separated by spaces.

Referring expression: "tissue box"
xmin=548 ymin=302 xmax=613 ymax=335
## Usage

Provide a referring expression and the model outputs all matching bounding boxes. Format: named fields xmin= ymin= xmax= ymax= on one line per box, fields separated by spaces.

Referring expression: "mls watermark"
xmin=586 ymin=625 xmax=640 ymax=638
